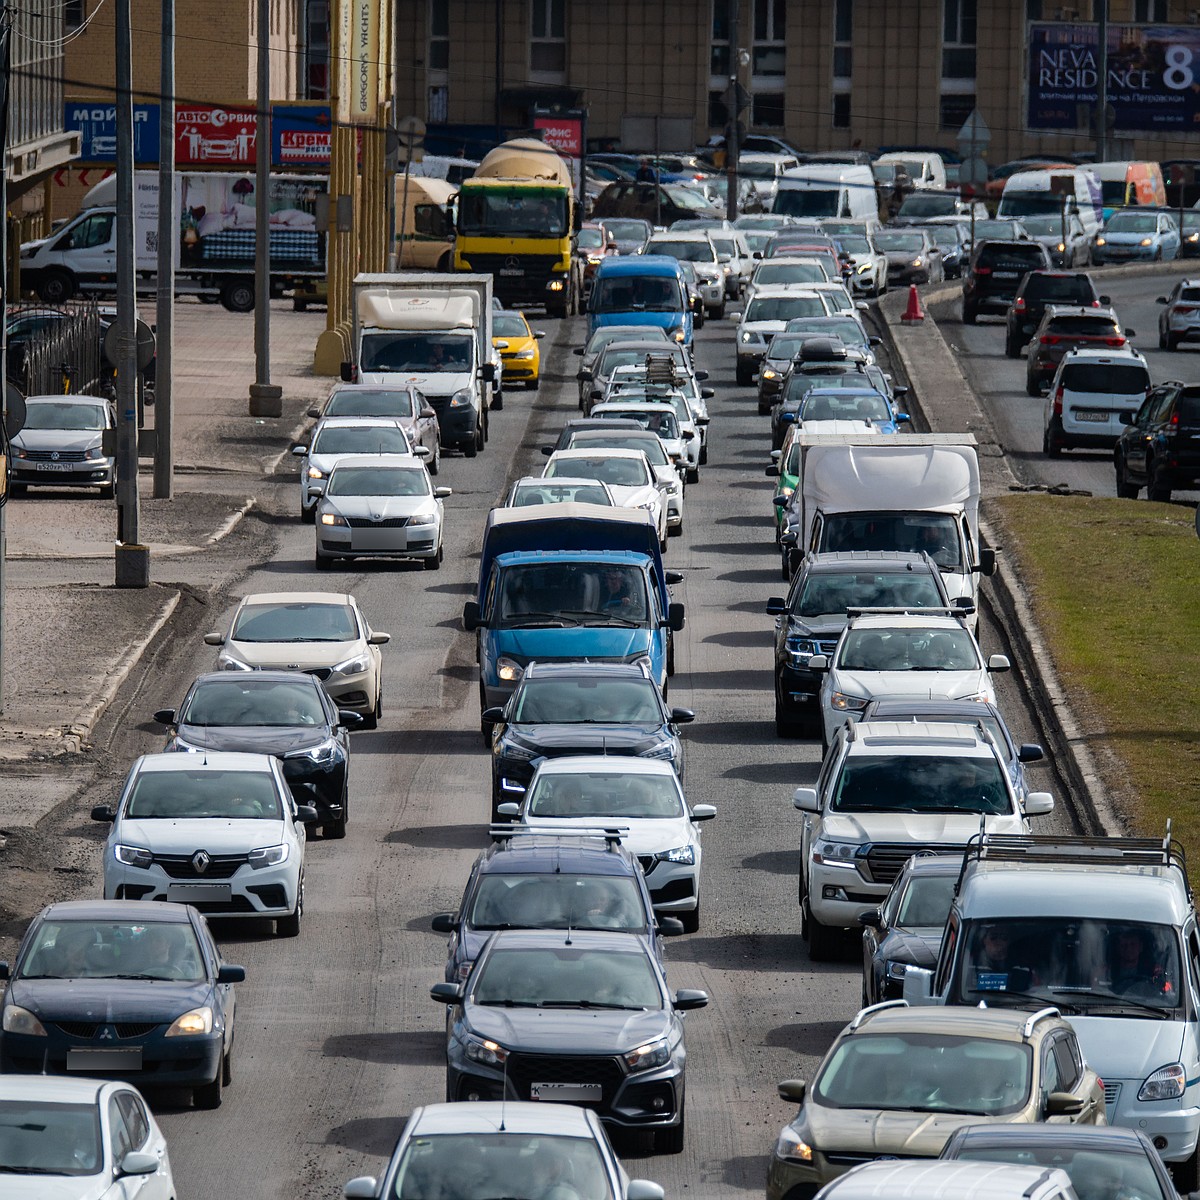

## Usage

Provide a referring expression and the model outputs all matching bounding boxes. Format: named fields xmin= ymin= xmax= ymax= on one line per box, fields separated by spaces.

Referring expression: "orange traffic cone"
xmin=901 ymin=284 xmax=925 ymax=323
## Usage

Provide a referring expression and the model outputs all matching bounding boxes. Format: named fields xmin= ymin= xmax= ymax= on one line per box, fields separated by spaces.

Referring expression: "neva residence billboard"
xmin=1029 ymin=22 xmax=1200 ymax=131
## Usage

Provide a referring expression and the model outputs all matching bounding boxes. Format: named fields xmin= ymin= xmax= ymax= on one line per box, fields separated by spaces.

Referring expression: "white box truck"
xmin=343 ymin=272 xmax=499 ymax=458
xmin=19 ymin=171 xmax=327 ymax=311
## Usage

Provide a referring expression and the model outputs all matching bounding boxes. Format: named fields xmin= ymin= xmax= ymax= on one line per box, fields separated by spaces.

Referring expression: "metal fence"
xmin=16 ymin=303 xmax=109 ymax=398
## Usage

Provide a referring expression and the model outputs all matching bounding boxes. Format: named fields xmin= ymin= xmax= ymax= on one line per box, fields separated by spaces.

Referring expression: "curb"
xmin=876 ymin=285 xmax=1122 ymax=836
xmin=61 ymin=589 xmax=182 ymax=752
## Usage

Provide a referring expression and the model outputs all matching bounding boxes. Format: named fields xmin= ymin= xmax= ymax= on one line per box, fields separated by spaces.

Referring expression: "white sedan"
xmin=315 ymin=455 xmax=450 ymax=571
xmin=543 ymin=448 xmax=668 ymax=549
xmin=99 ymin=751 xmax=312 ymax=936
xmin=497 ymin=756 xmax=715 ymax=933
xmin=0 ymin=1074 xmax=175 ymax=1199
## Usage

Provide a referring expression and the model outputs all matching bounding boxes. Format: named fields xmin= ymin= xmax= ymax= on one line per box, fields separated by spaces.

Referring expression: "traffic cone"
xmin=901 ymin=284 xmax=925 ymax=323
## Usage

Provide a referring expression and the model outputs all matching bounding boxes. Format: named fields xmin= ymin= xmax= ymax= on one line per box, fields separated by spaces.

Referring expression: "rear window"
xmin=1061 ymin=363 xmax=1148 ymax=394
xmin=1047 ymin=316 xmax=1119 ymax=336
xmin=1026 ymin=275 xmax=1095 ymax=303
xmin=1179 ymin=393 xmax=1200 ymax=424
xmin=1180 ymin=287 xmax=1200 ymax=302
xmin=978 ymin=244 xmax=1045 ymax=270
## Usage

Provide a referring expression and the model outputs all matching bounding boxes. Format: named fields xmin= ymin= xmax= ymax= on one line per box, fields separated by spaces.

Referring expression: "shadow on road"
xmin=385 ymin=824 xmax=486 ymax=851
xmin=326 ymin=1114 xmax=409 ymax=1156
xmin=323 ymin=1030 xmax=443 ymax=1066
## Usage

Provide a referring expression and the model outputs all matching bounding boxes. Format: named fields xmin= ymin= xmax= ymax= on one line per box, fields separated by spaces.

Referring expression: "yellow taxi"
xmin=493 ymin=310 xmax=545 ymax=391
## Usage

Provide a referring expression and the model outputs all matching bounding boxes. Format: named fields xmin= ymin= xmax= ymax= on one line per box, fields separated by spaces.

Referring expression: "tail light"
xmin=975 ymin=266 xmax=992 ymax=275
xmin=1013 ymin=297 xmax=1026 ymax=312
xmin=1171 ymin=410 xmax=1180 ymax=426
xmin=1052 ymin=386 xmax=1064 ymax=416
xmin=1103 ymin=336 xmax=1126 ymax=347
xmin=1040 ymin=335 xmax=1060 ymax=345
xmin=1177 ymin=304 xmax=1196 ymax=314
xmin=1091 ymin=299 xmax=1100 ymax=307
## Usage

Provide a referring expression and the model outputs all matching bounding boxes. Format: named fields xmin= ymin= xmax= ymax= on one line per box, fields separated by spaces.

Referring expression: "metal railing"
xmin=16 ymin=303 xmax=109 ymax=398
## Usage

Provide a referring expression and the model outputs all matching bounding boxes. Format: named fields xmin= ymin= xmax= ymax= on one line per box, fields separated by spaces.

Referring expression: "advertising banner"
xmin=273 ymin=105 xmax=333 ymax=166
xmin=533 ymin=110 xmax=584 ymax=196
xmin=1028 ymin=22 xmax=1200 ymax=131
xmin=65 ymin=102 xmax=160 ymax=163
xmin=347 ymin=0 xmax=379 ymax=124
xmin=175 ymin=104 xmax=258 ymax=165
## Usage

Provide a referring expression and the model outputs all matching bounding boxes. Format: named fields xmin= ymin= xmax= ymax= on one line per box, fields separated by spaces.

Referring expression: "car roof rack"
xmin=489 ymin=825 xmax=628 ymax=849
xmin=643 ymin=353 xmax=685 ymax=386
xmin=953 ymin=822 xmax=1188 ymax=897
xmin=849 ymin=998 xmax=908 ymax=1030
xmin=1022 ymin=1007 xmax=1061 ymax=1038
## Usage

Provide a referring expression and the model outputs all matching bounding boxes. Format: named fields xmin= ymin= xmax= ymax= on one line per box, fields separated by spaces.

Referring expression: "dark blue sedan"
xmin=0 ymin=899 xmax=243 ymax=1109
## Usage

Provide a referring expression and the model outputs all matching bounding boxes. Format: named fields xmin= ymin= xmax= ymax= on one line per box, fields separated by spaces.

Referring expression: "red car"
xmin=575 ymin=222 xmax=617 ymax=297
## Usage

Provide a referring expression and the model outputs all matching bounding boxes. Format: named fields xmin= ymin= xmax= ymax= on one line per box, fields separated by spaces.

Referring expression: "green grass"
xmin=990 ymin=494 xmax=1200 ymax=863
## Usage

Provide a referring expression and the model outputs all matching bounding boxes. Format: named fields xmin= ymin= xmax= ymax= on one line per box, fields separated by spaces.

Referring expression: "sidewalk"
xmin=0 ymin=300 xmax=330 ymax=775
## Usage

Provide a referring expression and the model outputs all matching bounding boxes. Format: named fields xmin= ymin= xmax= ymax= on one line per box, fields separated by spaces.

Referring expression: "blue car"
xmin=588 ymin=255 xmax=693 ymax=344
xmin=778 ymin=385 xmax=910 ymax=436
xmin=1093 ymin=209 xmax=1181 ymax=263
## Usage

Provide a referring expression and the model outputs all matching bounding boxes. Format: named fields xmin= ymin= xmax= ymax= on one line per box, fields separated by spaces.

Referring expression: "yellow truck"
xmin=453 ymin=138 xmax=583 ymax=317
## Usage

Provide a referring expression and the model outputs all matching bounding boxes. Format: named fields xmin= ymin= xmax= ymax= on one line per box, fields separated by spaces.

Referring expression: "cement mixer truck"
xmin=453 ymin=137 xmax=583 ymax=317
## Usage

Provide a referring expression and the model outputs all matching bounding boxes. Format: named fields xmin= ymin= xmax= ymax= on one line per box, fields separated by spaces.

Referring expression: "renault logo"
xmin=192 ymin=850 xmax=211 ymax=874
xmin=504 ymin=256 xmax=520 ymax=269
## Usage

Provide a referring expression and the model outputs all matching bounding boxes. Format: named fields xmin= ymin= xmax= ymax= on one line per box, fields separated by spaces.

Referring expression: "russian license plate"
xmin=168 ymin=883 xmax=232 ymax=904
xmin=1075 ymin=410 xmax=1108 ymax=422
xmin=67 ymin=1048 xmax=142 ymax=1071
xmin=351 ymin=528 xmax=399 ymax=551
xmin=499 ymin=268 xmax=524 ymax=276
xmin=994 ymin=270 xmax=1018 ymax=279
xmin=33 ymin=462 xmax=74 ymax=472
xmin=531 ymin=1082 xmax=603 ymax=1102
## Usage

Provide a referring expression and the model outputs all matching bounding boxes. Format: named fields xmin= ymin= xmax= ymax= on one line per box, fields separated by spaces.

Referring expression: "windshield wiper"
xmin=476 ymin=999 xmax=542 ymax=1008
xmin=965 ymin=987 xmax=1073 ymax=1011
xmin=0 ymin=1166 xmax=67 ymax=1175
xmin=1046 ymin=988 xmax=1174 ymax=1017
xmin=559 ymin=610 xmax=641 ymax=627
xmin=539 ymin=999 xmax=645 ymax=1010
xmin=503 ymin=612 xmax=578 ymax=627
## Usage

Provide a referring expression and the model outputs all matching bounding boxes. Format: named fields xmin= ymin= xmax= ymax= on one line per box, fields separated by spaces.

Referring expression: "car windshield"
xmin=0 ymin=1099 xmax=102 ymax=1176
xmin=598 ymin=346 xmax=686 ymax=375
xmin=819 ymin=513 xmax=963 ymax=569
xmin=814 ymin=1032 xmax=1032 ymax=1116
xmin=493 ymin=314 xmax=531 ymax=337
xmin=358 ymin=333 xmax=473 ymax=373
xmin=755 ymin=263 xmax=829 ymax=286
xmin=472 ymin=945 xmax=661 ymax=1009
xmin=326 ymin=466 xmax=430 ymax=497
xmin=572 ymin=435 xmax=668 ymax=465
xmin=456 ymin=187 xmax=569 ymax=237
xmin=497 ymin=565 xmax=650 ymax=628
xmin=1106 ymin=213 xmax=1158 ymax=233
xmin=746 ymin=295 xmax=826 ymax=322
xmin=833 ymin=754 xmax=1009 ymax=816
xmin=22 ymin=402 xmax=107 ymax=431
xmin=602 ymin=219 xmax=649 ymax=240
xmin=774 ymin=189 xmax=841 ymax=218
xmin=955 ymin=1146 xmax=1169 ymax=1200
xmin=958 ymin=918 xmax=1184 ymax=1014
xmin=1048 ymin=317 xmax=1119 ymax=337
xmin=975 ymin=221 xmax=1025 ymax=239
xmin=796 ymin=570 xmax=944 ymax=616
xmin=469 ymin=873 xmax=648 ymax=933
xmin=837 ymin=236 xmax=872 ymax=254
xmin=1027 ymin=276 xmax=1094 ymax=302
xmin=527 ymin=770 xmax=684 ymax=819
xmin=739 ymin=160 xmax=779 ymax=179
xmin=898 ymin=194 xmax=959 ymax=217
xmin=839 ymin=626 xmax=980 ymax=671
xmin=577 ymin=228 xmax=605 ymax=249
xmin=597 ymin=409 xmax=680 ymax=438
xmin=585 ymin=327 xmax=669 ymax=356
xmin=20 ymin=920 xmax=206 ymax=982
xmin=1001 ymin=193 xmax=1069 ymax=218
xmin=510 ymin=482 xmax=612 ymax=506
xmin=928 ymin=226 xmax=963 ymax=249
xmin=180 ymin=680 xmax=325 ymax=727
xmin=312 ymin=426 xmax=410 ymax=456
xmin=125 ymin=768 xmax=282 ymax=820
xmin=231 ymin=601 xmax=358 ymax=642
xmin=591 ymin=275 xmax=685 ymax=313
xmin=391 ymin=1132 xmax=615 ymax=1200
xmin=649 ymin=239 xmax=716 ymax=263
xmin=876 ymin=232 xmax=925 ymax=252
xmin=546 ymin=456 xmax=649 ymax=487
xmin=511 ymin=677 xmax=662 ymax=724
xmin=896 ymin=874 xmax=958 ymax=928
xmin=325 ymin=389 xmax=416 ymax=418
xmin=801 ymin=391 xmax=889 ymax=422
xmin=979 ymin=245 xmax=1048 ymax=270
xmin=1022 ymin=216 xmax=1069 ymax=237
xmin=788 ymin=318 xmax=867 ymax=344
xmin=1060 ymin=363 xmax=1148 ymax=394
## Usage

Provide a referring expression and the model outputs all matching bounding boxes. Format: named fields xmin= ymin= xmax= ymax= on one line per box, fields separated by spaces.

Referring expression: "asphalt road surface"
xmin=6 ymin=302 xmax=1088 ymax=1200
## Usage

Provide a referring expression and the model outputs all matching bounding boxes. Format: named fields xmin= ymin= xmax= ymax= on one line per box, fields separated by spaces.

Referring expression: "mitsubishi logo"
xmin=192 ymin=850 xmax=211 ymax=874
xmin=50 ymin=450 xmax=60 ymax=461
xmin=98 ymin=1026 xmax=114 ymax=1041
xmin=504 ymin=256 xmax=520 ymax=269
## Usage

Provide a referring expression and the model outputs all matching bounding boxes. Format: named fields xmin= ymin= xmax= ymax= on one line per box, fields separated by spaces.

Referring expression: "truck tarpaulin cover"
xmin=805 ymin=445 xmax=979 ymax=515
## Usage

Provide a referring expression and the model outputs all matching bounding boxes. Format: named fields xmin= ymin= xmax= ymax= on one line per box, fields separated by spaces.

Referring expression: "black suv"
xmin=430 ymin=830 xmax=680 ymax=983
xmin=962 ymin=239 xmax=1052 ymax=323
xmin=483 ymin=662 xmax=694 ymax=820
xmin=765 ymin=551 xmax=955 ymax=736
xmin=1025 ymin=305 xmax=1128 ymax=395
xmin=1115 ymin=381 xmax=1200 ymax=501
xmin=1005 ymin=270 xmax=1109 ymax=356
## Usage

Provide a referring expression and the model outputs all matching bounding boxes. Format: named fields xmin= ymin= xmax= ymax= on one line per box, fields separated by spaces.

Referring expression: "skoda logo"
xmin=504 ymin=255 xmax=520 ymax=269
xmin=50 ymin=450 xmax=60 ymax=461
xmin=192 ymin=850 xmax=211 ymax=874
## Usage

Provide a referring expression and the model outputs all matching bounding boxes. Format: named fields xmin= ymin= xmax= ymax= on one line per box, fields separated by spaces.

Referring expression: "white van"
xmin=998 ymin=168 xmax=1104 ymax=236
xmin=774 ymin=165 xmax=878 ymax=221
xmin=876 ymin=150 xmax=947 ymax=191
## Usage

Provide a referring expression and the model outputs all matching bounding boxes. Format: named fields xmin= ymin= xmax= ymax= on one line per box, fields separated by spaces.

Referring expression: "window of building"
xmin=939 ymin=91 xmax=976 ymax=130
xmin=709 ymin=90 xmax=729 ymax=129
xmin=754 ymin=92 xmax=786 ymax=128
xmin=753 ymin=0 xmax=785 ymax=76
xmin=429 ymin=0 xmax=449 ymax=71
xmin=428 ymin=84 xmax=448 ymax=124
xmin=942 ymin=0 xmax=977 ymax=79
xmin=304 ymin=0 xmax=329 ymax=100
xmin=531 ymin=0 xmax=567 ymax=75
xmin=832 ymin=93 xmax=851 ymax=129
xmin=833 ymin=0 xmax=853 ymax=86
xmin=710 ymin=0 xmax=732 ymax=129
xmin=64 ymin=0 xmax=85 ymax=31
xmin=1134 ymin=0 xmax=1167 ymax=20
xmin=1025 ymin=0 xmax=1041 ymax=17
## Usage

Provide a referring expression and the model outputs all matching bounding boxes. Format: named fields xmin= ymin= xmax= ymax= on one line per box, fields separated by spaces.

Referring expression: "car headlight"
xmin=586 ymin=254 xmax=603 ymax=265
xmin=114 ymin=844 xmax=153 ymax=869
xmin=1095 ymin=236 xmax=1107 ymax=246
xmin=1057 ymin=242 xmax=1066 ymax=252
xmin=1140 ymin=237 xmax=1153 ymax=247
xmin=19 ymin=245 xmax=38 ymax=259
xmin=1188 ymin=232 xmax=1199 ymax=243
xmin=628 ymin=654 xmax=653 ymax=672
xmin=641 ymin=741 xmax=678 ymax=761
xmin=637 ymin=499 xmax=658 ymax=512
xmin=408 ymin=511 xmax=438 ymax=527
xmin=761 ymin=368 xmax=777 ymax=380
xmin=165 ymin=1007 xmax=214 ymax=1037
xmin=320 ymin=512 xmax=348 ymax=527
xmin=958 ymin=690 xmax=989 ymax=702
xmin=812 ymin=838 xmax=857 ymax=868
xmin=465 ymin=1034 xmax=509 ymax=1066
xmin=12 ymin=447 xmax=27 ymax=459
xmin=912 ymin=257 xmax=923 ymax=267
xmin=216 ymin=652 xmax=254 ymax=672
xmin=658 ymin=845 xmax=695 ymax=865
xmin=248 ymin=843 xmax=289 ymax=869
xmin=496 ymin=657 xmax=524 ymax=683
xmin=779 ymin=484 xmax=794 ymax=499
xmin=829 ymin=691 xmax=868 ymax=713
xmin=448 ymin=389 xmax=474 ymax=409
xmin=455 ymin=960 xmax=475 ymax=983
xmin=498 ymin=739 xmax=537 ymax=762
xmin=331 ymin=654 xmax=369 ymax=675
xmin=624 ymin=1037 xmax=671 ymax=1072
xmin=774 ymin=1125 xmax=814 ymax=1163
xmin=786 ymin=637 xmax=818 ymax=667
xmin=2 ymin=1005 xmax=47 ymax=1036
xmin=856 ymin=262 xmax=871 ymax=274
xmin=1139 ymin=1062 xmax=1186 ymax=1101
xmin=85 ymin=445 xmax=105 ymax=460
xmin=515 ymin=347 xmax=536 ymax=359
xmin=670 ymin=327 xmax=686 ymax=342
xmin=286 ymin=738 xmax=337 ymax=764
xmin=884 ymin=960 xmax=910 ymax=981
xmin=307 ymin=466 xmax=324 ymax=480
xmin=170 ymin=735 xmax=205 ymax=753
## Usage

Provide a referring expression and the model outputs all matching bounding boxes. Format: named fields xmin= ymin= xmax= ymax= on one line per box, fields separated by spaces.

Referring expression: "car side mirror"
xmin=669 ymin=706 xmax=695 ymax=724
xmin=765 ymin=465 xmax=780 ymax=477
xmin=681 ymin=429 xmax=695 ymax=439
xmin=480 ymin=362 xmax=497 ymax=382
xmin=0 ymin=962 xmax=8 ymax=980
xmin=338 ymin=709 xmax=364 ymax=727
xmin=153 ymin=708 xmax=176 ymax=725
xmin=90 ymin=804 xmax=116 ymax=823
xmin=869 ymin=336 xmax=882 ymax=346
xmin=806 ymin=654 xmax=828 ymax=672
xmin=672 ymin=988 xmax=708 ymax=1010
xmin=204 ymin=632 xmax=225 ymax=646
xmin=1125 ymin=328 xmax=1136 ymax=338
xmin=541 ymin=445 xmax=554 ymax=456
xmin=766 ymin=597 xmax=787 ymax=615
xmin=987 ymin=653 xmax=1011 ymax=673
xmin=481 ymin=706 xmax=505 ymax=723
xmin=778 ymin=1079 xmax=807 ymax=1103
xmin=496 ymin=802 xmax=520 ymax=817
xmin=780 ymin=530 xmax=798 ymax=547
xmin=695 ymin=369 xmax=709 ymax=381
xmin=296 ymin=804 xmax=320 ymax=824
xmin=903 ymin=965 xmax=935 ymax=1005
xmin=1017 ymin=742 xmax=1045 ymax=764
xmin=463 ymin=601 xmax=481 ymax=632
xmin=1118 ymin=411 xmax=1134 ymax=425
xmin=857 ymin=908 xmax=883 ymax=929
xmin=668 ymin=602 xmax=686 ymax=632
xmin=290 ymin=444 xmax=308 ymax=456
xmin=656 ymin=916 xmax=686 ymax=936
xmin=1155 ymin=296 xmax=1167 ymax=305
xmin=772 ymin=493 xmax=789 ymax=508
xmin=413 ymin=446 xmax=432 ymax=461
xmin=978 ymin=547 xmax=997 ymax=576
xmin=119 ymin=1151 xmax=160 ymax=1177
xmin=793 ymin=787 xmax=819 ymax=813
xmin=430 ymin=981 xmax=463 ymax=1004
xmin=1046 ymin=1091 xmax=1085 ymax=1117
xmin=665 ymin=570 xmax=684 ymax=585
xmin=431 ymin=912 xmax=458 ymax=933
xmin=421 ymin=405 xmax=437 ymax=419
xmin=627 ymin=1182 xmax=665 ymax=1200
xmin=579 ymin=366 xmax=593 ymax=380
xmin=367 ymin=632 xmax=390 ymax=645
xmin=306 ymin=406 xmax=321 ymax=418
xmin=340 ymin=362 xmax=353 ymax=382
xmin=893 ymin=384 xmax=910 ymax=397
xmin=701 ymin=387 xmax=715 ymax=399
xmin=434 ymin=486 xmax=453 ymax=498
xmin=896 ymin=412 xmax=911 ymax=423
xmin=691 ymin=803 xmax=716 ymax=821
xmin=573 ymin=346 xmax=584 ymax=356
xmin=534 ymin=330 xmax=547 ymax=339
xmin=345 ymin=1180 xmax=380 ymax=1200
xmin=217 ymin=964 xmax=246 ymax=984
xmin=1024 ymin=792 xmax=1055 ymax=817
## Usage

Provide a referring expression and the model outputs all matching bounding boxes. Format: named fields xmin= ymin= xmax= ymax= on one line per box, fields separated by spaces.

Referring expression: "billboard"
xmin=175 ymin=104 xmax=258 ymax=165
xmin=533 ymin=109 xmax=585 ymax=196
xmin=65 ymin=102 xmax=160 ymax=162
xmin=1028 ymin=22 xmax=1200 ymax=131
xmin=273 ymin=105 xmax=333 ymax=166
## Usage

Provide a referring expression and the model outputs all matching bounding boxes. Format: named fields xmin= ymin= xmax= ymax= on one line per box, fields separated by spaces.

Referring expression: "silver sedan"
xmin=8 ymin=395 xmax=116 ymax=498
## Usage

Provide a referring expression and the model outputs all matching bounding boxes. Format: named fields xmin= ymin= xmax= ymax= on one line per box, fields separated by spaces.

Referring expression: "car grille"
xmin=345 ymin=516 xmax=410 ymax=528
xmin=305 ymin=667 xmax=333 ymax=681
xmin=637 ymin=855 xmax=655 ymax=873
xmin=151 ymin=853 xmax=249 ymax=880
xmin=860 ymin=843 xmax=958 ymax=885
xmin=1104 ymin=1081 xmax=1121 ymax=1110
xmin=825 ymin=1152 xmax=910 ymax=1167
xmin=815 ymin=639 xmax=838 ymax=656
xmin=22 ymin=449 xmax=90 ymax=462
xmin=505 ymin=1053 xmax=624 ymax=1105
xmin=54 ymin=1021 xmax=160 ymax=1039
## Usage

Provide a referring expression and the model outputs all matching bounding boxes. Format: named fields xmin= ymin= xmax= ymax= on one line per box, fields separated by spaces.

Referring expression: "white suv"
xmin=1043 ymin=347 xmax=1151 ymax=457
xmin=793 ymin=719 xmax=1054 ymax=959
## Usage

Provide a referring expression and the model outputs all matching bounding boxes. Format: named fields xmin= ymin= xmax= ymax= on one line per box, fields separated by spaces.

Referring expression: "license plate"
xmin=351 ymin=528 xmax=400 ymax=550
xmin=67 ymin=1048 xmax=142 ymax=1071
xmin=993 ymin=270 xmax=1018 ymax=279
xmin=531 ymin=1082 xmax=603 ymax=1102
xmin=1074 ymin=410 xmax=1109 ymax=422
xmin=33 ymin=462 xmax=75 ymax=472
xmin=168 ymin=884 xmax=232 ymax=903
xmin=499 ymin=268 xmax=524 ymax=276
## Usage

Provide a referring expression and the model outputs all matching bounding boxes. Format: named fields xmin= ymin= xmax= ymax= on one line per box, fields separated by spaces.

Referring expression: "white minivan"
xmin=774 ymin=164 xmax=878 ymax=221
xmin=1043 ymin=347 xmax=1151 ymax=457
xmin=998 ymin=167 xmax=1104 ymax=237
xmin=876 ymin=150 xmax=948 ymax=191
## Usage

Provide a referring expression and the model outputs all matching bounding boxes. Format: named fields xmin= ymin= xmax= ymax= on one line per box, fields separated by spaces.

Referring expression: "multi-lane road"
xmin=1 ymin=280 xmax=1160 ymax=1198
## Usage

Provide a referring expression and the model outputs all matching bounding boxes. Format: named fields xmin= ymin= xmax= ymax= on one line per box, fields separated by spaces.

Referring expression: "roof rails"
xmin=849 ymin=998 xmax=908 ymax=1030
xmin=954 ymin=823 xmax=1189 ymax=898
xmin=1022 ymin=1007 xmax=1061 ymax=1038
xmin=643 ymin=353 xmax=684 ymax=386
xmin=489 ymin=825 xmax=628 ymax=849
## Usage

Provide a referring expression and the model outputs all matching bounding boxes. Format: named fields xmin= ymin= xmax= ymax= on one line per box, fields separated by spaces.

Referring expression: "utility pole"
xmin=1095 ymin=0 xmax=1108 ymax=163
xmin=114 ymin=0 xmax=148 ymax=587
xmin=153 ymin=0 xmax=174 ymax=497
xmin=0 ymin=10 xmax=10 ymax=709
xmin=725 ymin=0 xmax=741 ymax=222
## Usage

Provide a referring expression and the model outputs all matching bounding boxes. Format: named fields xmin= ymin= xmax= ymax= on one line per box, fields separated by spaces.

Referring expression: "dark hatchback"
xmin=484 ymin=662 xmax=694 ymax=822
xmin=153 ymin=670 xmax=358 ymax=839
xmin=431 ymin=929 xmax=707 ymax=1153
xmin=962 ymin=239 xmax=1052 ymax=323
xmin=0 ymin=900 xmax=243 ymax=1109
xmin=1115 ymin=381 xmax=1200 ymax=501
xmin=1005 ymin=270 xmax=1107 ymax=355
xmin=1025 ymin=305 xmax=1129 ymax=395
xmin=767 ymin=551 xmax=954 ymax=736
xmin=430 ymin=830 xmax=679 ymax=983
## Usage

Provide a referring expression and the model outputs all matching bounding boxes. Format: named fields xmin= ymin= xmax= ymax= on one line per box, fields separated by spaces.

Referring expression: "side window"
xmin=108 ymin=1096 xmax=133 ymax=1164
xmin=814 ymin=743 xmax=839 ymax=801
xmin=1053 ymin=1035 xmax=1080 ymax=1090
xmin=1186 ymin=930 xmax=1200 ymax=999
xmin=1137 ymin=392 xmax=1161 ymax=425
xmin=1151 ymin=390 xmax=1177 ymax=425
xmin=961 ymin=517 xmax=974 ymax=567
xmin=935 ymin=911 xmax=960 ymax=995
xmin=116 ymin=1091 xmax=150 ymax=1148
xmin=1041 ymin=1038 xmax=1062 ymax=1097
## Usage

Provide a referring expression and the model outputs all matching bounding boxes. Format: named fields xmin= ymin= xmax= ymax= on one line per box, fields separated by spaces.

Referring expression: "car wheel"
xmin=424 ymin=543 xmax=444 ymax=571
xmin=1043 ymin=423 xmax=1063 ymax=458
xmin=1147 ymin=463 xmax=1172 ymax=503
xmin=668 ymin=521 xmax=682 ymax=537
xmin=37 ymin=268 xmax=75 ymax=304
xmin=462 ymin=434 xmax=478 ymax=458
xmin=685 ymin=465 xmax=699 ymax=484
xmin=360 ymin=688 xmax=381 ymax=731
xmin=1004 ymin=333 xmax=1021 ymax=359
xmin=314 ymin=553 xmax=333 ymax=571
xmin=775 ymin=692 xmax=803 ymax=738
xmin=962 ymin=305 xmax=977 ymax=325
xmin=491 ymin=390 xmax=503 ymax=412
xmin=222 ymin=1047 xmax=233 ymax=1087
xmin=428 ymin=445 xmax=440 ymax=476
xmin=490 ymin=778 xmax=508 ymax=824
xmin=193 ymin=1067 xmax=224 ymax=1110
xmin=1025 ymin=375 xmax=1041 ymax=397
xmin=276 ymin=877 xmax=302 ymax=938
xmin=1166 ymin=333 xmax=1181 ymax=352
xmin=679 ymin=898 xmax=700 ymax=934
xmin=220 ymin=279 xmax=256 ymax=312
xmin=1159 ymin=326 xmax=1168 ymax=350
xmin=323 ymin=809 xmax=348 ymax=839
xmin=712 ymin=301 xmax=726 ymax=320
xmin=736 ymin=361 xmax=754 ymax=387
xmin=99 ymin=482 xmax=115 ymax=500
xmin=527 ymin=377 xmax=540 ymax=390
xmin=1115 ymin=457 xmax=1140 ymax=499
xmin=1170 ymin=1151 xmax=1200 ymax=1195
xmin=806 ymin=900 xmax=839 ymax=963
xmin=656 ymin=1109 xmax=686 ymax=1155
xmin=667 ymin=634 xmax=676 ymax=678
xmin=9 ymin=483 xmax=26 ymax=497
xmin=301 ymin=505 xmax=316 ymax=525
